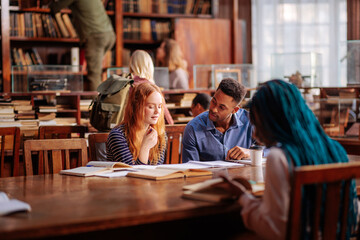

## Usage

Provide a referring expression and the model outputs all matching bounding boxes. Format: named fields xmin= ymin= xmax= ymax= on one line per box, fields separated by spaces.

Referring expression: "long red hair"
xmin=121 ymin=82 xmax=166 ymax=164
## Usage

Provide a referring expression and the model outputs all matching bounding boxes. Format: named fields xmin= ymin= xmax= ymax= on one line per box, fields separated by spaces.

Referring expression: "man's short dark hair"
xmin=192 ymin=93 xmax=211 ymax=110
xmin=217 ymin=78 xmax=246 ymax=103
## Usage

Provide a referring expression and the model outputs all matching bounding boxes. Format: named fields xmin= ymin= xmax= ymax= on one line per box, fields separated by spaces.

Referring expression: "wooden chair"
xmin=88 ymin=133 xmax=109 ymax=161
xmin=24 ymin=138 xmax=88 ymax=176
xmin=165 ymin=124 xmax=186 ymax=164
xmin=0 ymin=127 xmax=21 ymax=177
xmin=287 ymin=162 xmax=360 ymax=240
xmin=38 ymin=125 xmax=87 ymax=173
xmin=38 ymin=125 xmax=87 ymax=139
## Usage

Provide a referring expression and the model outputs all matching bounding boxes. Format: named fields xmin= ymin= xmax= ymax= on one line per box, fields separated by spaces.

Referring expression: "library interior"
xmin=0 ymin=0 xmax=360 ymax=239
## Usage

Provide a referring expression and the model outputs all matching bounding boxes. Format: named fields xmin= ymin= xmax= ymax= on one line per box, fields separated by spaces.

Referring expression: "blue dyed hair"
xmin=249 ymin=79 xmax=357 ymax=238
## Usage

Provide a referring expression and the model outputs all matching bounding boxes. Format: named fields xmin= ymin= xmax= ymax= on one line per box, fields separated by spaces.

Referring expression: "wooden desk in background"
xmin=0 ymin=166 xmax=265 ymax=240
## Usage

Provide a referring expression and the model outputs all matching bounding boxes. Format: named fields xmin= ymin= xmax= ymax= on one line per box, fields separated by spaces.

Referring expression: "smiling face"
xmin=208 ymin=90 xmax=239 ymax=124
xmin=144 ymin=92 xmax=163 ymax=126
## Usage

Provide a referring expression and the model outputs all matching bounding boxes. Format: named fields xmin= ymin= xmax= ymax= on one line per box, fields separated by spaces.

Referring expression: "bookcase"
xmin=0 ymin=0 xmax=252 ymax=128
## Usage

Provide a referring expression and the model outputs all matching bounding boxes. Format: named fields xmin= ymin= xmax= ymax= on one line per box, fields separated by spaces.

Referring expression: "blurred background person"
xmin=50 ymin=0 xmax=116 ymax=91
xmin=191 ymin=93 xmax=211 ymax=117
xmin=156 ymin=39 xmax=189 ymax=89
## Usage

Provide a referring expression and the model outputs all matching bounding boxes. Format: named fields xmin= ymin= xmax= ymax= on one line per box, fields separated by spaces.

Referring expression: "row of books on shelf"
xmin=12 ymin=48 xmax=43 ymax=66
xmin=10 ymin=12 xmax=78 ymax=39
xmin=123 ymin=0 xmax=211 ymax=15
xmin=123 ymin=19 xmax=170 ymax=41
xmin=10 ymin=0 xmax=114 ymax=11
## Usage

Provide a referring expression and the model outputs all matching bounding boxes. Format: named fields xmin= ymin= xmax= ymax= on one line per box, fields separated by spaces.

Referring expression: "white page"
xmin=59 ymin=167 xmax=109 ymax=176
xmin=188 ymin=160 xmax=244 ymax=168
xmin=225 ymin=158 xmax=267 ymax=165
xmin=157 ymin=162 xmax=210 ymax=170
xmin=93 ymin=171 xmax=131 ymax=178
xmin=131 ymin=165 xmax=158 ymax=170
xmin=0 ymin=192 xmax=31 ymax=216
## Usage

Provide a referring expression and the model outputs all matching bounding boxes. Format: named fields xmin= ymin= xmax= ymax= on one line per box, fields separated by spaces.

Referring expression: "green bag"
xmin=89 ymin=74 xmax=133 ymax=132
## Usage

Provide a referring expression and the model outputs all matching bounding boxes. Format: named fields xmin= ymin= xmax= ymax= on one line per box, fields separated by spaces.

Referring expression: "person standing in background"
xmin=156 ymin=39 xmax=189 ymax=89
xmin=49 ymin=0 xmax=116 ymax=91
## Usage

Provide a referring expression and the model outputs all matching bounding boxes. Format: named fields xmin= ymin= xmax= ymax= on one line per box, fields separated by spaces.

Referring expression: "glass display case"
xmin=302 ymin=87 xmax=360 ymax=138
xmin=193 ymin=64 xmax=256 ymax=90
xmin=11 ymin=65 xmax=83 ymax=93
xmin=271 ymin=52 xmax=322 ymax=87
xmin=106 ymin=67 xmax=170 ymax=90
xmin=339 ymin=40 xmax=360 ymax=86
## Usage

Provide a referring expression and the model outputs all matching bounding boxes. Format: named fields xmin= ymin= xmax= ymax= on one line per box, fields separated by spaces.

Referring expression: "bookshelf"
xmin=1 ymin=0 xmax=251 ymax=93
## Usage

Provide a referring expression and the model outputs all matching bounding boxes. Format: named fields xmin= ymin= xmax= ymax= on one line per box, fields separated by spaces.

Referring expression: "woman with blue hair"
xmin=221 ymin=79 xmax=358 ymax=239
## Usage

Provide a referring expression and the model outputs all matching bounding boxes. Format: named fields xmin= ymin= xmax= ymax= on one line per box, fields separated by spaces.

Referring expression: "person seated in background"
xmin=182 ymin=78 xmax=255 ymax=162
xmin=156 ymin=39 xmax=189 ymax=89
xmin=106 ymin=82 xmax=166 ymax=165
xmin=190 ymin=93 xmax=211 ymax=117
xmin=129 ymin=50 xmax=174 ymax=125
xmin=217 ymin=79 xmax=358 ymax=240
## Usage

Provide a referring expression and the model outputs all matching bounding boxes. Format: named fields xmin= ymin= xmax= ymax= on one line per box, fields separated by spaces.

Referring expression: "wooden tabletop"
xmin=0 ymin=165 xmax=264 ymax=240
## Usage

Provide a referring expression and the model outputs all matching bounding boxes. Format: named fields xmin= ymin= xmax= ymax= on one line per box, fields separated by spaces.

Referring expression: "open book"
xmin=59 ymin=161 xmax=132 ymax=177
xmin=182 ymin=178 xmax=265 ymax=203
xmin=126 ymin=168 xmax=212 ymax=180
xmin=0 ymin=192 xmax=31 ymax=216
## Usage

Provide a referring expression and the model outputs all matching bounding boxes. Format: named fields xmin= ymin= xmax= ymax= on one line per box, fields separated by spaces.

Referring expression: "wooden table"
xmin=0 ymin=166 xmax=264 ymax=240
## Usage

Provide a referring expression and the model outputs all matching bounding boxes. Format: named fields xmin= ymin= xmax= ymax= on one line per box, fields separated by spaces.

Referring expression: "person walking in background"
xmin=129 ymin=50 xmax=174 ymax=125
xmin=191 ymin=93 xmax=211 ymax=117
xmin=50 ymin=0 xmax=116 ymax=91
xmin=106 ymin=82 xmax=166 ymax=165
xmin=156 ymin=38 xmax=189 ymax=89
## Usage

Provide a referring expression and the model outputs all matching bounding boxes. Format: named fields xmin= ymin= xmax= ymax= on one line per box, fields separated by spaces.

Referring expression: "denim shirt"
xmin=182 ymin=109 xmax=255 ymax=162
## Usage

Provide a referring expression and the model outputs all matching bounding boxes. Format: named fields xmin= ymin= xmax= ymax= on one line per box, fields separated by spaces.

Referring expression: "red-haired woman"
xmin=106 ymin=82 xmax=166 ymax=165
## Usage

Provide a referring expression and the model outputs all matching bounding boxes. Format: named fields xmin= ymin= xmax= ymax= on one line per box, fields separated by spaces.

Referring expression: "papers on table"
xmin=225 ymin=158 xmax=267 ymax=165
xmin=0 ymin=192 xmax=31 ymax=216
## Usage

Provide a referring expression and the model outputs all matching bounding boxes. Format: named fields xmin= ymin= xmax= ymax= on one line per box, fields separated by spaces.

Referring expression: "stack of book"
xmin=180 ymin=93 xmax=197 ymax=107
xmin=0 ymin=103 xmax=15 ymax=124
xmin=13 ymin=100 xmax=35 ymax=120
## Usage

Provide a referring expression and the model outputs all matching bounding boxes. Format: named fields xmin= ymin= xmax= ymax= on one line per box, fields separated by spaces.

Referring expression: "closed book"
xmin=127 ymin=168 xmax=212 ymax=180
xmin=55 ymin=13 xmax=69 ymax=38
xmin=62 ymin=13 xmax=78 ymax=38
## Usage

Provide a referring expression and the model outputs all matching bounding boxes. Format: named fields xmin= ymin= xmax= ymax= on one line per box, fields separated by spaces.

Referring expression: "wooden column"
xmin=1 ymin=0 xmax=11 ymax=93
xmin=347 ymin=0 xmax=360 ymax=40
xmin=231 ymin=0 xmax=239 ymax=63
xmin=238 ymin=0 xmax=252 ymax=63
xmin=115 ymin=0 xmax=123 ymax=66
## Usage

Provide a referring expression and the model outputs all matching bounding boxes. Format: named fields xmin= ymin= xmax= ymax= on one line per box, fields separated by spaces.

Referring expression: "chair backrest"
xmin=165 ymin=124 xmax=186 ymax=164
xmin=0 ymin=127 xmax=21 ymax=177
xmin=88 ymin=133 xmax=109 ymax=161
xmin=287 ymin=162 xmax=360 ymax=240
xmin=38 ymin=125 xmax=87 ymax=139
xmin=24 ymin=138 xmax=88 ymax=176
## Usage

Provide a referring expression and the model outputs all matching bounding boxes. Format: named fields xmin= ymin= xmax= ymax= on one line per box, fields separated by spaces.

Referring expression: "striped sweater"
xmin=106 ymin=125 xmax=165 ymax=165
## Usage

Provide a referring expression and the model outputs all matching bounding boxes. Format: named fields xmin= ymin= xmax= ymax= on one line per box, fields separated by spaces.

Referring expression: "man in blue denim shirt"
xmin=182 ymin=78 xmax=255 ymax=162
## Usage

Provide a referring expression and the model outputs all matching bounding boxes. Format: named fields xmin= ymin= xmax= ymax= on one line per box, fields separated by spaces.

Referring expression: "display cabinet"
xmin=302 ymin=87 xmax=360 ymax=138
xmin=106 ymin=66 xmax=170 ymax=89
xmin=11 ymin=65 xmax=83 ymax=93
xmin=193 ymin=64 xmax=256 ymax=90
xmin=271 ymin=52 xmax=322 ymax=87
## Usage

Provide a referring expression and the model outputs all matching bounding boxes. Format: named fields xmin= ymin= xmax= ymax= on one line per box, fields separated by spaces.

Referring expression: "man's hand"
xmin=226 ymin=146 xmax=250 ymax=160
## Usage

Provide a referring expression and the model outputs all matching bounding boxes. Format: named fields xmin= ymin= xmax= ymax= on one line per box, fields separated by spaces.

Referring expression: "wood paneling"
xmin=347 ymin=0 xmax=360 ymax=40
xmin=174 ymin=18 xmax=232 ymax=88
